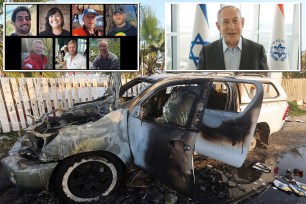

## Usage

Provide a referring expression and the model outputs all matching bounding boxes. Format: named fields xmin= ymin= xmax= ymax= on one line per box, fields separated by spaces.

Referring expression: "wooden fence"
xmin=0 ymin=77 xmax=305 ymax=133
xmin=0 ymin=77 xmax=108 ymax=133
xmin=281 ymin=79 xmax=306 ymax=102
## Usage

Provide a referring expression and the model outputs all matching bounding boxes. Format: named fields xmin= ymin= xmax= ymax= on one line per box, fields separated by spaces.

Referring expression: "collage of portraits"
xmin=4 ymin=3 xmax=139 ymax=71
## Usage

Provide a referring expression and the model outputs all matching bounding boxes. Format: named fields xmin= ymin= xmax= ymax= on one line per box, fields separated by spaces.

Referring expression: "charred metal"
xmin=1 ymin=74 xmax=264 ymax=203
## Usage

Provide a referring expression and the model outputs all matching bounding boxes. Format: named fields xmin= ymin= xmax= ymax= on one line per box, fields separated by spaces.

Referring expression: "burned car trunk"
xmin=1 ymin=74 xmax=263 ymax=203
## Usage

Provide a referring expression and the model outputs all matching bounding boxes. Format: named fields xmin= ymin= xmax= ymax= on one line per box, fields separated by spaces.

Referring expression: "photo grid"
xmin=3 ymin=3 xmax=139 ymax=72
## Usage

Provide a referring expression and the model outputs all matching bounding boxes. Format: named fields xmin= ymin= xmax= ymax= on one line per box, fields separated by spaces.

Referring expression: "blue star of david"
xmin=189 ymin=33 xmax=209 ymax=66
xmin=273 ymin=43 xmax=286 ymax=58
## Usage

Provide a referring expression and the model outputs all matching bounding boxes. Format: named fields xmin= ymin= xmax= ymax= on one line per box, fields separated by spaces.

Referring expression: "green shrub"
xmin=288 ymin=101 xmax=306 ymax=116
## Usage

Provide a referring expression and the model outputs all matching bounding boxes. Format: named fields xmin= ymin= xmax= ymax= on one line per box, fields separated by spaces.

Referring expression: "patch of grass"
xmin=288 ymin=101 xmax=306 ymax=116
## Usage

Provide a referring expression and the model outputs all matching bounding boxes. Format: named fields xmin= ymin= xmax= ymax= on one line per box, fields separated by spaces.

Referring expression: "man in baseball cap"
xmin=72 ymin=8 xmax=102 ymax=36
xmin=113 ymin=6 xmax=125 ymax=15
xmin=107 ymin=5 xmax=137 ymax=36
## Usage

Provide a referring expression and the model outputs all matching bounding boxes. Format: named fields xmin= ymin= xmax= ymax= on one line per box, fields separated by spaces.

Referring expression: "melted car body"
xmin=1 ymin=74 xmax=263 ymax=202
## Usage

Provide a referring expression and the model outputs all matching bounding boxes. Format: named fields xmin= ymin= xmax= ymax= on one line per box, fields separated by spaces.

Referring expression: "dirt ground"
xmin=0 ymin=115 xmax=305 ymax=204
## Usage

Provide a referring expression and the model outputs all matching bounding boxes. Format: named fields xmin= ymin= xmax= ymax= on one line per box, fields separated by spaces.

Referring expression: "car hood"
xmin=39 ymin=108 xmax=131 ymax=163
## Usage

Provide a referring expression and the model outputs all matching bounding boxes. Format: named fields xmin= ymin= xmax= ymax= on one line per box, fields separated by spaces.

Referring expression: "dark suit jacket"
xmin=197 ymin=37 xmax=269 ymax=70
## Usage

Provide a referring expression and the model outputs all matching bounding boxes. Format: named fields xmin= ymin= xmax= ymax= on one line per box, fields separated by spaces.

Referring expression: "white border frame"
xmin=3 ymin=2 xmax=140 ymax=72
xmin=164 ymin=2 xmax=301 ymax=72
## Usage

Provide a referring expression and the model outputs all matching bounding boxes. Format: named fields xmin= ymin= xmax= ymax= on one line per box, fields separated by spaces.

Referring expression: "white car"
xmin=200 ymin=73 xmax=289 ymax=150
xmin=235 ymin=74 xmax=289 ymax=148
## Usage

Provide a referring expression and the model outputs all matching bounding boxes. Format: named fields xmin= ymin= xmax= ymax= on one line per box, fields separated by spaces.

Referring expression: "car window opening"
xmin=141 ymin=85 xmax=198 ymax=127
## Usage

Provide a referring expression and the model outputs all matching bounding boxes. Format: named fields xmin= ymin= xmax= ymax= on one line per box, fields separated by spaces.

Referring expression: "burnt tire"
xmin=52 ymin=152 xmax=124 ymax=203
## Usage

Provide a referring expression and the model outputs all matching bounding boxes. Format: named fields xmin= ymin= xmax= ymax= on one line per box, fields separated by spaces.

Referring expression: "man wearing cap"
xmin=72 ymin=8 xmax=102 ymax=36
xmin=107 ymin=5 xmax=137 ymax=36
xmin=91 ymin=40 xmax=119 ymax=70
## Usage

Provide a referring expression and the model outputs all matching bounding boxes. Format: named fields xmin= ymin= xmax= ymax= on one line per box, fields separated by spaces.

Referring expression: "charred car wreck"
xmin=1 ymin=74 xmax=264 ymax=203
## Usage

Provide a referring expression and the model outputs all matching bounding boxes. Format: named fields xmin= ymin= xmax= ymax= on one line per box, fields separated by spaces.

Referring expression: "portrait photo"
xmin=54 ymin=38 xmax=87 ymax=70
xmin=72 ymin=4 xmax=104 ymax=36
xmin=38 ymin=4 xmax=70 ymax=36
xmin=105 ymin=4 xmax=138 ymax=36
xmin=165 ymin=3 xmax=300 ymax=71
xmin=21 ymin=38 xmax=53 ymax=70
xmin=89 ymin=38 xmax=120 ymax=70
xmin=5 ymin=4 xmax=37 ymax=36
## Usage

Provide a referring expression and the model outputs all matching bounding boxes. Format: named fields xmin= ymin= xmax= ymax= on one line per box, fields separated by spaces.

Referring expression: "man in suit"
xmin=197 ymin=5 xmax=269 ymax=70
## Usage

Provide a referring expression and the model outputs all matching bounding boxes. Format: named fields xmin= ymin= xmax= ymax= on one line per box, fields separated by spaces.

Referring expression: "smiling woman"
xmin=38 ymin=5 xmax=70 ymax=36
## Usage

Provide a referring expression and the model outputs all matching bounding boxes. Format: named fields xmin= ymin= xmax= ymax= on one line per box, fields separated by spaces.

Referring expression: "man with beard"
xmin=72 ymin=8 xmax=102 ymax=36
xmin=91 ymin=40 xmax=119 ymax=70
xmin=107 ymin=5 xmax=137 ymax=36
xmin=23 ymin=40 xmax=48 ymax=69
xmin=65 ymin=40 xmax=86 ymax=69
xmin=11 ymin=6 xmax=32 ymax=36
xmin=197 ymin=5 xmax=269 ymax=70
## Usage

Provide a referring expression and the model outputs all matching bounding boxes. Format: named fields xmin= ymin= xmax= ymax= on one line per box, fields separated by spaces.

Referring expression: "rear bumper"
xmin=1 ymin=155 xmax=57 ymax=189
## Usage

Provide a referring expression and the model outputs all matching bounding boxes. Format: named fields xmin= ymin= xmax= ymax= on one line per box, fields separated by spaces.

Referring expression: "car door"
xmin=128 ymin=80 xmax=212 ymax=198
xmin=195 ymin=79 xmax=264 ymax=167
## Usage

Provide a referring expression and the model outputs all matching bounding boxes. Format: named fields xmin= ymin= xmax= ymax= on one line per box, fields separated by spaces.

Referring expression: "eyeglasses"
xmin=16 ymin=16 xmax=31 ymax=22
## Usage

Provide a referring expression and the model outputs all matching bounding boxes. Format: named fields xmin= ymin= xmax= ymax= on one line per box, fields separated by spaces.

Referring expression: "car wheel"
xmin=52 ymin=152 xmax=124 ymax=203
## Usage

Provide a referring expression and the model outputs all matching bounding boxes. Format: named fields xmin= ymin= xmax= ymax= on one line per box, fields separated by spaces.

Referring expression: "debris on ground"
xmin=272 ymin=179 xmax=292 ymax=193
xmin=292 ymin=180 xmax=306 ymax=191
xmin=0 ymin=136 xmax=12 ymax=141
xmin=293 ymin=168 xmax=304 ymax=177
xmin=286 ymin=119 xmax=306 ymax=123
xmin=252 ymin=162 xmax=272 ymax=173
xmin=272 ymin=165 xmax=306 ymax=197
xmin=288 ymin=183 xmax=306 ymax=196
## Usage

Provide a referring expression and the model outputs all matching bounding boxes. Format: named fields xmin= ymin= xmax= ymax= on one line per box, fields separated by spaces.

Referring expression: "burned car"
xmin=1 ymin=74 xmax=263 ymax=202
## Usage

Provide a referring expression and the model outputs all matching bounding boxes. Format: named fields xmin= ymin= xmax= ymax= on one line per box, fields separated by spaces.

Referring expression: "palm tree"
xmin=140 ymin=5 xmax=165 ymax=75
xmin=301 ymin=51 xmax=306 ymax=78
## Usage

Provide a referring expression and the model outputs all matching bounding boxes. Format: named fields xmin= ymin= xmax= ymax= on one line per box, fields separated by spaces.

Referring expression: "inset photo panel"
xmin=38 ymin=4 xmax=71 ymax=36
xmin=22 ymin=38 xmax=53 ymax=70
xmin=105 ymin=4 xmax=138 ymax=36
xmin=72 ymin=4 xmax=104 ymax=36
xmin=89 ymin=38 xmax=120 ymax=70
xmin=165 ymin=3 xmax=300 ymax=72
xmin=54 ymin=38 xmax=87 ymax=70
xmin=5 ymin=4 xmax=37 ymax=36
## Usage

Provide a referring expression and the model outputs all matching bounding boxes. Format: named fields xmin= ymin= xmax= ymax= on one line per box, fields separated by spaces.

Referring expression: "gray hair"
xmin=32 ymin=40 xmax=44 ymax=47
xmin=217 ymin=5 xmax=242 ymax=23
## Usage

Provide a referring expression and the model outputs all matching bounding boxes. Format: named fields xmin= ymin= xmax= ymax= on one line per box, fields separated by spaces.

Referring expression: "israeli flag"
xmin=268 ymin=4 xmax=289 ymax=70
xmin=188 ymin=4 xmax=210 ymax=70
